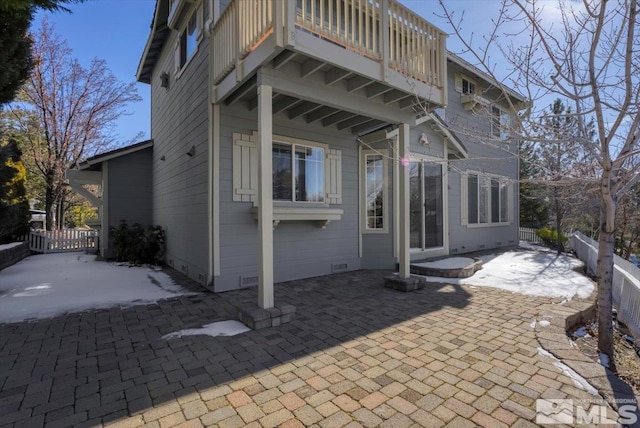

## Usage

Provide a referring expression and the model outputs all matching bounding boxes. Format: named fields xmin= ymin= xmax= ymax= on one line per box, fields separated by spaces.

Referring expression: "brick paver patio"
xmin=0 ymin=270 xmax=616 ymax=427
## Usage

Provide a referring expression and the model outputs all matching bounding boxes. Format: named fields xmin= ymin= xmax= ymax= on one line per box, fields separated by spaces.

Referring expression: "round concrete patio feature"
xmin=411 ymin=256 xmax=483 ymax=278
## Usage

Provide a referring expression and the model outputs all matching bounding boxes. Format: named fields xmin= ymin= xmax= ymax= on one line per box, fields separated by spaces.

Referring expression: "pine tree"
xmin=0 ymin=139 xmax=29 ymax=243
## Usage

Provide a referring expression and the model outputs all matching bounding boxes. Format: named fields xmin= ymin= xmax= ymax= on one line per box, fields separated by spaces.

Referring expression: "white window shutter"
xmin=454 ymin=73 xmax=462 ymax=93
xmin=460 ymin=172 xmax=468 ymax=226
xmin=325 ymin=149 xmax=342 ymax=204
xmin=507 ymin=181 xmax=514 ymax=223
xmin=232 ymin=132 xmax=258 ymax=203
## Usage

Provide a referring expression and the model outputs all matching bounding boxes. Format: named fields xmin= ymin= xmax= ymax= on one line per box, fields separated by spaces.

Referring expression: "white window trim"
xmin=361 ymin=149 xmax=389 ymax=234
xmin=272 ymin=134 xmax=329 ymax=205
xmin=175 ymin=1 xmax=204 ymax=80
xmin=461 ymin=170 xmax=513 ymax=228
xmin=491 ymin=105 xmax=511 ymax=140
xmin=408 ymin=153 xmax=449 ymax=255
xmin=455 ymin=73 xmax=478 ymax=95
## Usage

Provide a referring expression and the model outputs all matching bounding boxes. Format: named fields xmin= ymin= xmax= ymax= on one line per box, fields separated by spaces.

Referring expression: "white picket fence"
xmin=569 ymin=231 xmax=640 ymax=339
xmin=519 ymin=227 xmax=543 ymax=244
xmin=27 ymin=229 xmax=99 ymax=254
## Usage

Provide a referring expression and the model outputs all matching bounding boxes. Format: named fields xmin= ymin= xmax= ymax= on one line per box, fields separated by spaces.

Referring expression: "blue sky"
xmin=35 ymin=0 xmax=156 ymax=145
xmin=34 ymin=0 xmax=530 ymax=147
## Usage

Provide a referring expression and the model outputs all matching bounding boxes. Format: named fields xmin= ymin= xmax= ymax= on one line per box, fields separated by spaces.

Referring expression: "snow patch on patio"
xmin=417 ymin=250 xmax=594 ymax=300
xmin=538 ymin=347 xmax=599 ymax=395
xmin=413 ymin=257 xmax=475 ymax=270
xmin=0 ymin=252 xmax=195 ymax=324
xmin=163 ymin=320 xmax=250 ymax=340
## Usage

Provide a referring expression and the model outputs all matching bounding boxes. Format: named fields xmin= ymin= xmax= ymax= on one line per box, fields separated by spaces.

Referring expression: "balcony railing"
xmin=212 ymin=0 xmax=446 ymax=93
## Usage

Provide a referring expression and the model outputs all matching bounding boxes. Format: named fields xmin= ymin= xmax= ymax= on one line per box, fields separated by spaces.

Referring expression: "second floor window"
xmin=462 ymin=78 xmax=476 ymax=95
xmin=491 ymin=106 xmax=510 ymax=139
xmin=179 ymin=10 xmax=198 ymax=69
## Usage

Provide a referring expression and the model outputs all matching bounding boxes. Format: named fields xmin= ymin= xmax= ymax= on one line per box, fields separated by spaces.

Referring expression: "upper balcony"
xmin=211 ymin=0 xmax=447 ymax=112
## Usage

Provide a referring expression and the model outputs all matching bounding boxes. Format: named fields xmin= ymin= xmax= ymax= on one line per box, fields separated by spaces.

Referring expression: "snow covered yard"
xmin=0 ymin=252 xmax=195 ymax=324
xmin=418 ymin=247 xmax=595 ymax=300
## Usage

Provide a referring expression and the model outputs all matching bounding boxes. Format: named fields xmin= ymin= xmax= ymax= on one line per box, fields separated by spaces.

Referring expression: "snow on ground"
xmin=413 ymin=257 xmax=475 ymax=270
xmin=163 ymin=320 xmax=250 ymax=340
xmin=0 ymin=242 xmax=24 ymax=251
xmin=538 ymin=347 xmax=599 ymax=395
xmin=417 ymin=250 xmax=594 ymax=300
xmin=519 ymin=240 xmax=556 ymax=253
xmin=0 ymin=252 xmax=194 ymax=324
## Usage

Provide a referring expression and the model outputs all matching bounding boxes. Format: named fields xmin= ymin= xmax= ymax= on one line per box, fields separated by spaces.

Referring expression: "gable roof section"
xmin=423 ymin=113 xmax=468 ymax=159
xmin=79 ymin=140 xmax=154 ymax=170
xmin=447 ymin=52 xmax=527 ymax=107
xmin=137 ymin=0 xmax=170 ymax=84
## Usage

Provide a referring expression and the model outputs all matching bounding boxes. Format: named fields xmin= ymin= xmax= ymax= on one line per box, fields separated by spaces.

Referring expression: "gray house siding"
xmin=215 ymin=104 xmax=361 ymax=292
xmin=105 ymin=148 xmax=153 ymax=256
xmin=149 ymin=25 xmax=210 ymax=285
xmin=444 ymin=61 xmax=520 ymax=255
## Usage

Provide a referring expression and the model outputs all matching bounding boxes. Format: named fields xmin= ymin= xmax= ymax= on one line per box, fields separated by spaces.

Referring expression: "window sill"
xmin=250 ymin=206 xmax=343 ymax=229
xmin=461 ymin=93 xmax=490 ymax=111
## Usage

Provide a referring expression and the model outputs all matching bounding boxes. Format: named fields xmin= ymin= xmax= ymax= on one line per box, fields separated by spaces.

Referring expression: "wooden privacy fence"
xmin=569 ymin=231 xmax=640 ymax=339
xmin=27 ymin=229 xmax=99 ymax=254
xmin=519 ymin=227 xmax=543 ymax=244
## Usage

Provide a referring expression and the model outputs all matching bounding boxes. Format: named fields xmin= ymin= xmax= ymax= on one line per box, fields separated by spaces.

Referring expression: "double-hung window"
xmin=465 ymin=173 xmax=511 ymax=225
xmin=273 ymin=142 xmax=324 ymax=203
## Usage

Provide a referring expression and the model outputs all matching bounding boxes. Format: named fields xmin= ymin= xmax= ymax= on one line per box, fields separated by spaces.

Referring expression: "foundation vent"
xmin=450 ymin=248 xmax=458 ymax=254
xmin=478 ymin=244 xmax=485 ymax=250
xmin=496 ymin=241 xmax=502 ymax=246
xmin=332 ymin=263 xmax=348 ymax=273
xmin=240 ymin=275 xmax=259 ymax=287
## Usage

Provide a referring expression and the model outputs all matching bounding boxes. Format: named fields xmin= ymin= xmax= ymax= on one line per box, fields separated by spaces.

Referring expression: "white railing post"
xmin=285 ymin=0 xmax=296 ymax=47
xmin=273 ymin=0 xmax=283 ymax=46
xmin=381 ymin=0 xmax=390 ymax=81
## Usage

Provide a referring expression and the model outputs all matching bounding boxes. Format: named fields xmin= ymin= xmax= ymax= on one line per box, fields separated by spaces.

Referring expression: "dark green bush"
xmin=110 ymin=220 xmax=165 ymax=265
xmin=536 ymin=227 xmax=568 ymax=249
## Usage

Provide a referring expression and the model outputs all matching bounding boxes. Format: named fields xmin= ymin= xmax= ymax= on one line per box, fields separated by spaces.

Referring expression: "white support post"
xmin=398 ymin=123 xmax=410 ymax=278
xmin=257 ymin=84 xmax=274 ymax=309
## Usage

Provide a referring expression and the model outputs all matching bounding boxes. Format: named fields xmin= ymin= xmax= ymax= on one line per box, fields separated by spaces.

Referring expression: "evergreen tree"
xmin=0 ymin=139 xmax=29 ymax=243
xmin=519 ymin=139 xmax=549 ymax=229
xmin=0 ymin=0 xmax=85 ymax=106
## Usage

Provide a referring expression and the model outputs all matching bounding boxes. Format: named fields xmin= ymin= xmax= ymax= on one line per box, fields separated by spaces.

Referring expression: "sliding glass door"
xmin=409 ymin=160 xmax=444 ymax=250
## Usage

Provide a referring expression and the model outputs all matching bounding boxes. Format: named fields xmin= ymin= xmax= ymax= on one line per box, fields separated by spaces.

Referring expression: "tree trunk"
xmin=597 ymin=197 xmax=616 ymax=360
xmin=44 ymin=170 xmax=55 ymax=231
xmin=554 ymin=188 xmax=564 ymax=254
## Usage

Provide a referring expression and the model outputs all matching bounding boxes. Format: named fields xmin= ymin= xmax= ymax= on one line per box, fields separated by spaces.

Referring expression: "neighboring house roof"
xmin=137 ymin=0 xmax=170 ymax=84
xmin=447 ymin=51 xmax=527 ymax=106
xmin=78 ymin=140 xmax=154 ymax=170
